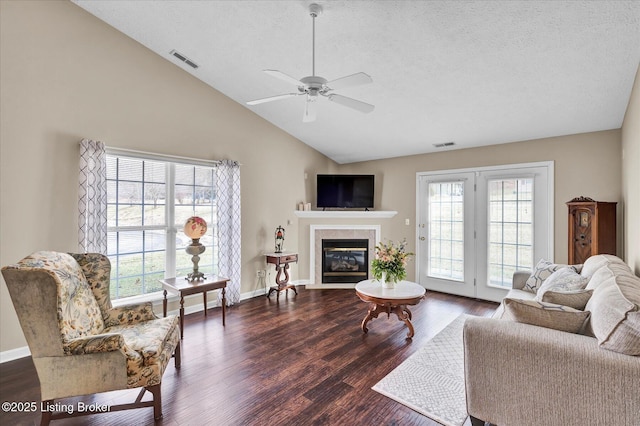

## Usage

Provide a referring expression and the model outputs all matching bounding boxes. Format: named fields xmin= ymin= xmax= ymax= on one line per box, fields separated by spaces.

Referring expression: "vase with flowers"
xmin=371 ymin=239 xmax=413 ymax=289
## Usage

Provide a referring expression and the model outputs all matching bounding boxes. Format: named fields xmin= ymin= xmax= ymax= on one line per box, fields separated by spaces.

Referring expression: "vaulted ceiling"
xmin=72 ymin=1 xmax=640 ymax=164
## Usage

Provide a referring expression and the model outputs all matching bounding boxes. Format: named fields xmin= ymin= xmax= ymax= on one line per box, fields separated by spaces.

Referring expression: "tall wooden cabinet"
xmin=567 ymin=197 xmax=617 ymax=264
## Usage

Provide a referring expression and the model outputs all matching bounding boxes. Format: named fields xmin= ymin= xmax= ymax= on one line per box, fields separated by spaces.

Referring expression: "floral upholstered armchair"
xmin=1 ymin=251 xmax=181 ymax=425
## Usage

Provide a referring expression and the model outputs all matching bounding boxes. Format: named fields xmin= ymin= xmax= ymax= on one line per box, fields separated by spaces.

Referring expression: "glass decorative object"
xmin=184 ymin=216 xmax=207 ymax=281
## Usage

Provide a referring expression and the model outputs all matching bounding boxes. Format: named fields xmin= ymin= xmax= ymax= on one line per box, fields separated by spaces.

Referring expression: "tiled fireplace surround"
xmin=307 ymin=225 xmax=381 ymax=289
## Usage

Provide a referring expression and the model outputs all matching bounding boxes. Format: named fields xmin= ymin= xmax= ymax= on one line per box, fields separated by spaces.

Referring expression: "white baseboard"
xmin=0 ymin=289 xmax=276 ymax=364
xmin=0 ymin=346 xmax=31 ymax=363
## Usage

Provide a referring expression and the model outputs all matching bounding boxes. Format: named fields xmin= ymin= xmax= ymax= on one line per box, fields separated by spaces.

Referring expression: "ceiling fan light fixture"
xmin=303 ymin=97 xmax=318 ymax=122
xmin=246 ymin=2 xmax=374 ymax=121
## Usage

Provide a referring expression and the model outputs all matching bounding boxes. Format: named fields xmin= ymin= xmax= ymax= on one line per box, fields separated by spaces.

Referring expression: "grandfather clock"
xmin=567 ymin=197 xmax=616 ymax=264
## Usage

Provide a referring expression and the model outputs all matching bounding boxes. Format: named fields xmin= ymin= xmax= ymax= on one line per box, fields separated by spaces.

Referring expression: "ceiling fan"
xmin=247 ymin=3 xmax=374 ymax=122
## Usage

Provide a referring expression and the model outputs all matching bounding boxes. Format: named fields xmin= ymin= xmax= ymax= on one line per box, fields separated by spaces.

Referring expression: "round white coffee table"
xmin=355 ymin=280 xmax=426 ymax=338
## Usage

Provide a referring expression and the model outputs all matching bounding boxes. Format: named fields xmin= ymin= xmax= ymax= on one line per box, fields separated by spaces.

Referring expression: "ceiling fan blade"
xmin=303 ymin=96 xmax=317 ymax=122
xmin=326 ymin=94 xmax=375 ymax=113
xmin=326 ymin=72 xmax=373 ymax=90
xmin=263 ymin=69 xmax=304 ymax=87
xmin=246 ymin=93 xmax=299 ymax=105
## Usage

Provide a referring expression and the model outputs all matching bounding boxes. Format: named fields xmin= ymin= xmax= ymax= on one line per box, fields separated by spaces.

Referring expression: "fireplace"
xmin=322 ymin=239 xmax=369 ymax=283
xmin=309 ymin=225 xmax=380 ymax=289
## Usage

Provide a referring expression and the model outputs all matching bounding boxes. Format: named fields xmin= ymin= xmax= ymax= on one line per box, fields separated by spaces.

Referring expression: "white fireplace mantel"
xmin=294 ymin=210 xmax=397 ymax=219
xmin=307 ymin=224 xmax=381 ymax=289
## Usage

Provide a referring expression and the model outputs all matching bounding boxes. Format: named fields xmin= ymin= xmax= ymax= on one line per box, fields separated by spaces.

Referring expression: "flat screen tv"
xmin=316 ymin=174 xmax=375 ymax=210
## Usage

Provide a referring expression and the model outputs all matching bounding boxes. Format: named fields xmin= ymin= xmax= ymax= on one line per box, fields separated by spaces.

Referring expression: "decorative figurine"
xmin=184 ymin=216 xmax=207 ymax=281
xmin=275 ymin=225 xmax=285 ymax=253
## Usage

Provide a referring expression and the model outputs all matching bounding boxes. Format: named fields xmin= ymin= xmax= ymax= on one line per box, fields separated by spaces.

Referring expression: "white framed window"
xmin=106 ymin=151 xmax=218 ymax=300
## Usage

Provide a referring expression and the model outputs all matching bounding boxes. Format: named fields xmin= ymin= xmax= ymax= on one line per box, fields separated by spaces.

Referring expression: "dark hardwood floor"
xmin=0 ymin=287 xmax=497 ymax=426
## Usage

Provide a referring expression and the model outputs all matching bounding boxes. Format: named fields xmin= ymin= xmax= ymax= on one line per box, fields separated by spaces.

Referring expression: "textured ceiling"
xmin=72 ymin=1 xmax=640 ymax=164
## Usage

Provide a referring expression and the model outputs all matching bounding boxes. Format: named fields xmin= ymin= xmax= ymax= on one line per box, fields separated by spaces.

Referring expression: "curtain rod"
xmin=105 ymin=146 xmax=222 ymax=166
xmin=88 ymin=147 xmax=228 ymax=171
xmin=80 ymin=140 xmax=242 ymax=167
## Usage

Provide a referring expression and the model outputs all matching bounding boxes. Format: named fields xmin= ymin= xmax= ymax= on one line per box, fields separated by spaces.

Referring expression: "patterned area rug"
xmin=372 ymin=314 xmax=471 ymax=426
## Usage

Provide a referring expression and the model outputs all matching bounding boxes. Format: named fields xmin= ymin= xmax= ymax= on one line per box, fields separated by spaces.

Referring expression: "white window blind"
xmin=106 ymin=151 xmax=218 ymax=300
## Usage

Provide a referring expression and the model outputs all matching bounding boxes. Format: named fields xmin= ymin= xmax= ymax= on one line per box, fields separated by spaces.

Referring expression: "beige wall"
xmin=622 ymin=64 xmax=640 ymax=275
xmin=0 ymin=1 xmax=334 ymax=353
xmin=335 ymin=130 xmax=623 ymax=282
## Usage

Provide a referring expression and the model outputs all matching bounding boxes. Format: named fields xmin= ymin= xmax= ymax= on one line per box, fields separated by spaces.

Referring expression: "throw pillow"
xmin=538 ymin=289 xmax=593 ymax=310
xmin=502 ymin=298 xmax=591 ymax=333
xmin=524 ymin=259 xmax=578 ymax=293
xmin=534 ymin=267 xmax=591 ymax=309
xmin=580 ymin=254 xmax=625 ymax=279
xmin=537 ymin=267 xmax=589 ymax=292
xmin=585 ymin=266 xmax=640 ymax=356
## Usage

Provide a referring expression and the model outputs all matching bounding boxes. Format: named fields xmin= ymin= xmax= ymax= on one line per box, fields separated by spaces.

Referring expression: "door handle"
xmin=419 ymin=237 xmax=425 ymax=241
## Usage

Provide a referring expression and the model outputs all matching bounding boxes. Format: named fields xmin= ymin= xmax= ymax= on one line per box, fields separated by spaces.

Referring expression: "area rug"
xmin=372 ymin=314 xmax=471 ymax=426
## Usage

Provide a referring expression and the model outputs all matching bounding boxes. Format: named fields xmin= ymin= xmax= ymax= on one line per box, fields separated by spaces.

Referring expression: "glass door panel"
xmin=418 ymin=172 xmax=475 ymax=298
xmin=487 ymin=178 xmax=534 ymax=287
xmin=475 ymin=165 xmax=552 ymax=302
xmin=428 ymin=181 xmax=465 ymax=281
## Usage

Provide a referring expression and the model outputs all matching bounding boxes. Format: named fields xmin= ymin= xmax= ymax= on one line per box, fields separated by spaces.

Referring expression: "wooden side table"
xmin=161 ymin=276 xmax=229 ymax=338
xmin=264 ymin=252 xmax=298 ymax=300
xmin=355 ymin=280 xmax=426 ymax=339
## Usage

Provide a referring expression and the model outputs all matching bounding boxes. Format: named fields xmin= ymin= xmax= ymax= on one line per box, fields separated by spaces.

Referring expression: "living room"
xmin=1 ymin=1 xmax=639 ymax=425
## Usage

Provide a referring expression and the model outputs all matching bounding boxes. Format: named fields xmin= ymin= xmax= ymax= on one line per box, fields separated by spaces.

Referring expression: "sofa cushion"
xmin=585 ymin=263 xmax=640 ymax=356
xmin=585 ymin=264 xmax=616 ymax=291
xmin=493 ymin=289 xmax=536 ymax=319
xmin=524 ymin=259 xmax=578 ymax=293
xmin=580 ymin=254 xmax=626 ymax=280
xmin=105 ymin=315 xmax=181 ymax=387
xmin=502 ymin=298 xmax=590 ymax=333
xmin=537 ymin=289 xmax=593 ymax=310
xmin=507 ymin=288 xmax=537 ymax=301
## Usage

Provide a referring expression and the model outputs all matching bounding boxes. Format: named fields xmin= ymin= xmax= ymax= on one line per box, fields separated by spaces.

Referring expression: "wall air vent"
xmin=433 ymin=142 xmax=455 ymax=148
xmin=170 ymin=49 xmax=199 ymax=69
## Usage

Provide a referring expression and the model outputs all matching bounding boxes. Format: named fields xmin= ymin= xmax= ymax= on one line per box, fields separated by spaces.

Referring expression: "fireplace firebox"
xmin=322 ymin=239 xmax=369 ymax=283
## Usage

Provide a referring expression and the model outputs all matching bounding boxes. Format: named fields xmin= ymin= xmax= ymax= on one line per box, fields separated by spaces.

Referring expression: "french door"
xmin=417 ymin=172 xmax=477 ymax=298
xmin=416 ymin=162 xmax=553 ymax=302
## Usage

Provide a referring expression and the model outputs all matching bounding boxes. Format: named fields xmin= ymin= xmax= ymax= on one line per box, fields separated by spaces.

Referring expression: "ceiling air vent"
xmin=170 ymin=49 xmax=199 ymax=69
xmin=433 ymin=142 xmax=455 ymax=148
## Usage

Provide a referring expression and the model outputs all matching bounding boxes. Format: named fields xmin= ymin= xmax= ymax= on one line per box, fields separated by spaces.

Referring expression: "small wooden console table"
xmin=161 ymin=276 xmax=229 ymax=338
xmin=264 ymin=252 xmax=298 ymax=300
xmin=355 ymin=280 xmax=426 ymax=339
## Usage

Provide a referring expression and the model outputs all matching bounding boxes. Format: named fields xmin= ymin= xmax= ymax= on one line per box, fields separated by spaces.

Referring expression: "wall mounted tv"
xmin=316 ymin=174 xmax=375 ymax=210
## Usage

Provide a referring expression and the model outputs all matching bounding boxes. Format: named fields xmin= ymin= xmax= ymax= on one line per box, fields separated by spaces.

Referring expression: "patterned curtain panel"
xmin=216 ymin=160 xmax=242 ymax=305
xmin=78 ymin=139 xmax=107 ymax=254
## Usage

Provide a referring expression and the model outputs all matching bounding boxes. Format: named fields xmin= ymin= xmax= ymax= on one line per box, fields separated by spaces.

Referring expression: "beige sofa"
xmin=463 ymin=255 xmax=640 ymax=426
